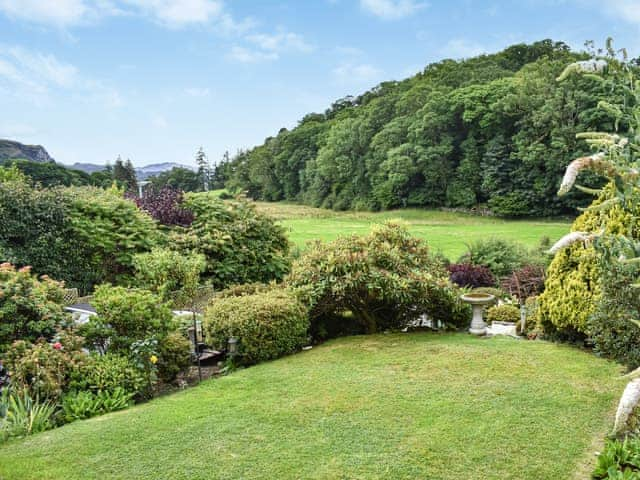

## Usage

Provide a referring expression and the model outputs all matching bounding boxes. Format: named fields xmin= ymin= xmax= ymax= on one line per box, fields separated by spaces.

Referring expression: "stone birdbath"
xmin=460 ymin=293 xmax=495 ymax=336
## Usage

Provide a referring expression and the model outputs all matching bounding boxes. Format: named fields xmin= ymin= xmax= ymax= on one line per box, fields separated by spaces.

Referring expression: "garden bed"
xmin=0 ymin=333 xmax=625 ymax=479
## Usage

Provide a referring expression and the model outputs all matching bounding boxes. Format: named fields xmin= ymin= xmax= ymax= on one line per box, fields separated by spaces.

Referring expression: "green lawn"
xmin=0 ymin=333 xmax=624 ymax=480
xmin=254 ymin=203 xmax=571 ymax=259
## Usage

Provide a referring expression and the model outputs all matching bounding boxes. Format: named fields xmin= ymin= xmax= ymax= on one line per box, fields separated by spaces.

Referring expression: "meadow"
xmin=254 ymin=202 xmax=571 ymax=259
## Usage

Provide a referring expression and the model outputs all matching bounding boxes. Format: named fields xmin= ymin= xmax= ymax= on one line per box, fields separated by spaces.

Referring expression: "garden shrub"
xmin=132 ymin=248 xmax=205 ymax=304
xmin=0 ymin=180 xmax=161 ymax=293
xmin=501 ymin=264 xmax=546 ymax=302
xmin=4 ymin=333 xmax=88 ymax=401
xmin=215 ymin=282 xmax=275 ymax=299
xmin=132 ymin=186 xmax=194 ymax=227
xmin=448 ymin=263 xmax=495 ymax=288
xmin=66 ymin=186 xmax=161 ymax=288
xmin=0 ymin=263 xmax=68 ymax=350
xmin=84 ymin=285 xmax=173 ymax=352
xmin=459 ymin=238 xmax=531 ymax=277
xmin=0 ymin=178 xmax=90 ymax=290
xmin=204 ymin=288 xmax=309 ymax=366
xmin=70 ymin=353 xmax=148 ymax=398
xmin=172 ymin=193 xmax=290 ymax=289
xmin=157 ymin=331 xmax=192 ymax=383
xmin=538 ymin=186 xmax=640 ymax=334
xmin=486 ymin=305 xmax=520 ymax=324
xmin=589 ymin=239 xmax=640 ymax=369
xmin=287 ymin=222 xmax=469 ymax=336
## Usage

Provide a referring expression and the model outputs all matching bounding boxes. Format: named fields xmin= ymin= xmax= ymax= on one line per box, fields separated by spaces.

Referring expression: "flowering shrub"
xmin=448 ymin=263 xmax=495 ymax=288
xmin=4 ymin=331 xmax=88 ymax=401
xmin=0 ymin=263 xmax=68 ymax=351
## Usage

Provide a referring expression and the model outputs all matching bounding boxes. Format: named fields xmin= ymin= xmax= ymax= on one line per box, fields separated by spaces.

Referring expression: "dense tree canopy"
xmin=224 ymin=40 xmax=626 ymax=216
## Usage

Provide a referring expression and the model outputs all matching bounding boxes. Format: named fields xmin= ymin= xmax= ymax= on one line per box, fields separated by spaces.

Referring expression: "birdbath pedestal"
xmin=460 ymin=293 xmax=495 ymax=336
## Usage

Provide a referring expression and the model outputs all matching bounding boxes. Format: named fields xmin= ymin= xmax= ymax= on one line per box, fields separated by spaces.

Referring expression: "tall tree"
xmin=112 ymin=156 xmax=138 ymax=193
xmin=195 ymin=147 xmax=210 ymax=192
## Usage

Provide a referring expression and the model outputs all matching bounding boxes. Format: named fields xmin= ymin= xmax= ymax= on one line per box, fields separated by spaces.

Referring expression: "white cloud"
xmin=360 ymin=0 xmax=427 ymax=19
xmin=0 ymin=0 xmax=121 ymax=27
xmin=0 ymin=0 xmax=251 ymax=30
xmin=245 ymin=31 xmax=314 ymax=54
xmin=440 ymin=39 xmax=487 ymax=59
xmin=185 ymin=87 xmax=211 ymax=97
xmin=122 ymin=0 xmax=223 ymax=27
xmin=228 ymin=29 xmax=313 ymax=63
xmin=0 ymin=45 xmax=122 ymax=107
xmin=227 ymin=46 xmax=278 ymax=63
xmin=332 ymin=62 xmax=383 ymax=85
xmin=0 ymin=0 xmax=87 ymax=26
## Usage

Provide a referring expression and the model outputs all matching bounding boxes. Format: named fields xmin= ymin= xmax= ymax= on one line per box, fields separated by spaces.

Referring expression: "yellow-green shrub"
xmin=538 ymin=186 xmax=640 ymax=334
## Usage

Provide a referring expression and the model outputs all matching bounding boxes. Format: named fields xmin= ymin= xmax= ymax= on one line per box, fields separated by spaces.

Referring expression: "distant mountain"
xmin=70 ymin=162 xmax=106 ymax=174
xmin=0 ymin=139 xmax=193 ymax=180
xmin=71 ymin=161 xmax=194 ymax=179
xmin=136 ymin=163 xmax=194 ymax=180
xmin=0 ymin=139 xmax=54 ymax=163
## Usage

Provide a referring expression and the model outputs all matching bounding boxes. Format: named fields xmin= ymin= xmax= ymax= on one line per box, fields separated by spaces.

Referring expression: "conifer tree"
xmin=195 ymin=147 xmax=210 ymax=192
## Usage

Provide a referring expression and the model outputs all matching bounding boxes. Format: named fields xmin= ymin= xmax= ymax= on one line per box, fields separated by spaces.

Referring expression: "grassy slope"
xmin=1 ymin=334 xmax=624 ymax=480
xmin=254 ymin=203 xmax=570 ymax=259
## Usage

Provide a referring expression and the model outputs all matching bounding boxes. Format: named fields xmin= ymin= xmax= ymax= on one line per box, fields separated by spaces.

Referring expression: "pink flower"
xmin=53 ymin=342 xmax=62 ymax=350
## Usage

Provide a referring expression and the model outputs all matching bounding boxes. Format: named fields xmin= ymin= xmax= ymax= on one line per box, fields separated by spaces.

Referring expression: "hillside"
xmin=71 ymin=161 xmax=193 ymax=179
xmin=0 ymin=139 xmax=54 ymax=163
xmin=223 ymin=40 xmax=615 ymax=217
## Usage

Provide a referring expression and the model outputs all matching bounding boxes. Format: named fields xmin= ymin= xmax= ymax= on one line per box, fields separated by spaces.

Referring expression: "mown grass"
xmin=253 ymin=202 xmax=571 ymax=260
xmin=0 ymin=333 xmax=624 ymax=480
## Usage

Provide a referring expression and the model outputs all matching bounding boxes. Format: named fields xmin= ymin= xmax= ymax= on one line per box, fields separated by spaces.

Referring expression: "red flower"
xmin=53 ymin=342 xmax=62 ymax=350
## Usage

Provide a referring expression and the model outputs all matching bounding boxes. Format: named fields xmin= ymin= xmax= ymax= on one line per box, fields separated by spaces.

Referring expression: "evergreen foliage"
xmin=172 ymin=192 xmax=290 ymax=288
xmin=223 ymin=40 xmax=617 ymax=216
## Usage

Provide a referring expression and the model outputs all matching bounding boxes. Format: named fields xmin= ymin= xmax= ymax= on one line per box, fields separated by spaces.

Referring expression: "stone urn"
xmin=460 ymin=293 xmax=495 ymax=336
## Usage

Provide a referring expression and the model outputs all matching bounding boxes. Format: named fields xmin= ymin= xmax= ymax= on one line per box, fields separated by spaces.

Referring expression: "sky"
xmin=0 ymin=0 xmax=638 ymax=168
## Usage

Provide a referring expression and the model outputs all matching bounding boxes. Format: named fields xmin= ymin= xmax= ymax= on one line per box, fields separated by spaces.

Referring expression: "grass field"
xmin=254 ymin=202 xmax=571 ymax=260
xmin=0 ymin=333 xmax=624 ymax=480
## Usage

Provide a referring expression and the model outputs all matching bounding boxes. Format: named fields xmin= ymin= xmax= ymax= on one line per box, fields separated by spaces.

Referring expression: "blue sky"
xmin=0 ymin=0 xmax=638 ymax=168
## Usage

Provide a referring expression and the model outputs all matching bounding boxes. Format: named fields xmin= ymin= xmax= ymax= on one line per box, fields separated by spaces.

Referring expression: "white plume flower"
xmin=548 ymin=231 xmax=598 ymax=254
xmin=613 ymin=378 xmax=640 ymax=436
xmin=557 ymin=59 xmax=608 ymax=81
xmin=558 ymin=153 xmax=607 ymax=196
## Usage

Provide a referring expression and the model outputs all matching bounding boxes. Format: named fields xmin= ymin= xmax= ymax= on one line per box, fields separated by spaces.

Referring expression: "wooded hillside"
xmin=224 ymin=40 xmax=625 ymax=216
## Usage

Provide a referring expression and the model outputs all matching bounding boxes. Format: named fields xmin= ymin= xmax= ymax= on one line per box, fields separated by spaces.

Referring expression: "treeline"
xmin=0 ymin=156 xmax=137 ymax=190
xmin=222 ymin=40 xmax=628 ymax=216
